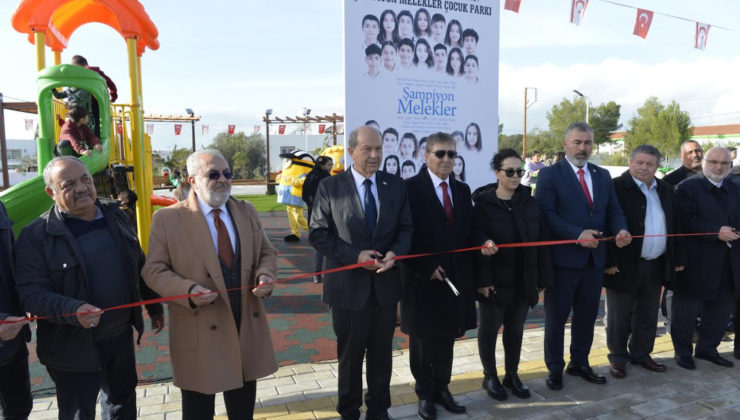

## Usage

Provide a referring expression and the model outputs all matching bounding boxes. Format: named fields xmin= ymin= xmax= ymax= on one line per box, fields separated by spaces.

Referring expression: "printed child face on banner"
xmin=415 ymin=10 xmax=430 ymax=36
xmin=398 ymin=12 xmax=413 ymax=39
xmin=464 ymin=56 xmax=479 ymax=84
xmin=383 ymin=155 xmax=400 ymax=175
xmin=383 ymin=130 xmax=399 ymax=155
xmin=399 ymin=42 xmax=414 ymax=67
xmin=453 ymin=156 xmax=465 ymax=182
xmin=463 ymin=31 xmax=478 ymax=55
xmin=448 ymin=49 xmax=464 ymax=76
xmin=446 ymin=21 xmax=462 ymax=47
xmin=382 ymin=44 xmax=398 ymax=71
xmin=366 ymin=50 xmax=382 ymax=76
xmin=466 ymin=123 xmax=482 ymax=152
xmin=400 ymin=135 xmax=417 ymax=160
xmin=415 ymin=42 xmax=430 ymax=66
xmin=382 ymin=12 xmax=396 ymax=37
xmin=452 ymin=131 xmax=464 ymax=147
xmin=401 ymin=161 xmax=416 ymax=179
xmin=362 ymin=16 xmax=380 ymax=44
xmin=434 ymin=46 xmax=448 ymax=72
xmin=432 ymin=18 xmax=446 ymax=42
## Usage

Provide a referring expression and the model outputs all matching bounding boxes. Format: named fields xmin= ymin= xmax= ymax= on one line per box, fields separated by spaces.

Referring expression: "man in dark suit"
xmin=663 ymin=140 xmax=703 ymax=187
xmin=310 ymin=126 xmax=413 ymax=420
xmin=535 ymin=122 xmax=631 ymax=391
xmin=401 ymin=133 xmax=495 ymax=420
xmin=672 ymin=147 xmax=740 ymax=370
xmin=603 ymin=145 xmax=686 ymax=379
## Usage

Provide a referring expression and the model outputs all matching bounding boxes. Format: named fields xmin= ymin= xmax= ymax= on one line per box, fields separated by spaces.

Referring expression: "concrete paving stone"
xmin=275 ymin=367 xmax=298 ymax=378
xmin=455 ymin=363 xmax=484 ymax=375
xmin=388 ymin=403 xmax=418 ymax=419
xmin=466 ymin=390 xmax=492 ymax=404
xmin=293 ymin=370 xmax=336 ymax=384
xmin=144 ymin=385 xmax=169 ymax=396
xmin=453 ymin=358 xmax=470 ymax=367
xmin=638 ymin=379 xmax=695 ymax=400
xmin=698 ymin=390 xmax=740 ymax=413
xmin=257 ymin=387 xmax=280 ymax=399
xmin=392 ymin=359 xmax=409 ymax=368
xmin=596 ymin=381 xmax=645 ymax=398
xmin=261 ymin=392 xmax=308 ymax=407
xmin=303 ymin=388 xmax=339 ymax=400
xmin=630 ymin=397 xmax=682 ymax=417
xmin=214 ymin=394 xmax=225 ymax=405
xmin=286 ymin=397 xmax=334 ymax=414
xmin=698 ymin=410 xmax=740 ymax=420
xmin=138 ymin=414 xmax=165 ymax=420
xmin=311 ymin=363 xmax=334 ymax=372
xmin=625 ymin=371 xmax=673 ymax=388
xmin=278 ymin=381 xmax=321 ymax=395
xmin=564 ymin=389 xmax=609 ymax=405
xmin=693 ymin=381 xmax=740 ymax=398
xmin=392 ymin=366 xmax=412 ymax=376
xmin=564 ymin=393 xmax=646 ymax=420
xmin=140 ymin=402 xmax=182 ymax=416
xmin=138 ymin=395 xmax=166 ymax=407
xmin=317 ymin=378 xmax=338 ymax=389
xmin=594 ymin=407 xmax=645 ymax=419
xmin=258 ymin=376 xmax=297 ymax=390
xmin=254 ymin=403 xmax=290 ymax=419
xmin=267 ymin=411 xmax=318 ymax=420
xmin=29 ymin=410 xmax=60 ymax=420
xmin=214 ymin=404 xmax=227 ymax=415
xmin=165 ymin=412 xmax=183 ymax=420
xmin=649 ymin=404 xmax=715 ymax=420
xmin=524 ymin=410 xmax=577 ymax=420
xmin=389 ymin=374 xmax=415 ymax=386
xmin=31 ymin=401 xmax=52 ymax=411
xmin=293 ymin=365 xmax=317 ymax=375
xmin=136 ymin=388 xmax=146 ymax=398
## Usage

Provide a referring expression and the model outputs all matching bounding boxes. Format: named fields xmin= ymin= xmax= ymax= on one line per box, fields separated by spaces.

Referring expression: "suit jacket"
xmin=142 ymin=189 xmax=279 ymax=394
xmin=400 ymin=170 xmax=482 ymax=338
xmin=663 ymin=165 xmax=699 ymax=187
xmin=309 ymin=169 xmax=413 ymax=311
xmin=536 ymin=159 xmax=627 ymax=269
xmin=604 ymin=171 xmax=687 ymax=294
xmin=673 ymin=173 xmax=740 ymax=301
xmin=0 ymin=201 xmax=31 ymax=363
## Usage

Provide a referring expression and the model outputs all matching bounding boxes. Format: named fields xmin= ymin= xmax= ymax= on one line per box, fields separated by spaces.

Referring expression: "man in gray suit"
xmin=310 ymin=125 xmax=413 ymax=420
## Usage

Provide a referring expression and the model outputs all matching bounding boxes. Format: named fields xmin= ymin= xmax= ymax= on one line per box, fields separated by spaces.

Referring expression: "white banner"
xmin=344 ymin=0 xmax=499 ymax=191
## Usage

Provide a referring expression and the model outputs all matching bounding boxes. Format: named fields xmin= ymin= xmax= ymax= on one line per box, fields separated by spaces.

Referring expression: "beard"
xmin=704 ymin=169 xmax=728 ymax=184
xmin=566 ymin=153 xmax=589 ymax=168
xmin=195 ymin=183 xmax=231 ymax=207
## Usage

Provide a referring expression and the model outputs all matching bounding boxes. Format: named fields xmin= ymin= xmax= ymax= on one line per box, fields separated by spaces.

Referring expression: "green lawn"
xmin=234 ymin=195 xmax=287 ymax=212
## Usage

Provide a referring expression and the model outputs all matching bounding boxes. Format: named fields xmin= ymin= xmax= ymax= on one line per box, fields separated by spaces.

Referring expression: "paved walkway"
xmin=28 ymin=321 xmax=740 ymax=420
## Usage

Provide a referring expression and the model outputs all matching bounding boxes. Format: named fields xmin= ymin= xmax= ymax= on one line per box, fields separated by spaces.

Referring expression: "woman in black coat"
xmin=472 ymin=148 xmax=553 ymax=401
xmin=302 ymin=156 xmax=333 ymax=283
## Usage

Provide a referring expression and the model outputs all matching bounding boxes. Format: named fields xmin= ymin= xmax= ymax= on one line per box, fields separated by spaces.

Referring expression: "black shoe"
xmin=675 ymin=355 xmax=696 ymax=370
xmin=365 ymin=414 xmax=389 ymax=420
xmin=565 ymin=365 xmax=607 ymax=385
xmin=433 ymin=390 xmax=466 ymax=414
xmin=312 ymin=276 xmax=322 ymax=283
xmin=502 ymin=373 xmax=530 ymax=399
xmin=735 ymin=348 xmax=740 ymax=361
xmin=546 ymin=371 xmax=563 ymax=391
xmin=417 ymin=400 xmax=436 ymax=420
xmin=695 ymin=352 xmax=735 ymax=367
xmin=481 ymin=376 xmax=507 ymax=401
xmin=284 ymin=234 xmax=300 ymax=242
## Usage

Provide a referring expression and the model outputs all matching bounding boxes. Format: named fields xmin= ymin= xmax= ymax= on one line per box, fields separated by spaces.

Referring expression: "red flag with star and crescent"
xmin=228 ymin=125 xmax=236 ymax=135
xmin=695 ymin=22 xmax=710 ymax=51
xmin=202 ymin=125 xmax=209 ymax=135
xmin=174 ymin=124 xmax=182 ymax=135
xmin=570 ymin=0 xmax=588 ymax=26
xmin=318 ymin=124 xmax=326 ymax=134
xmin=504 ymin=0 xmax=522 ymax=13
xmin=633 ymin=9 xmax=653 ymax=39
xmin=278 ymin=125 xmax=286 ymax=135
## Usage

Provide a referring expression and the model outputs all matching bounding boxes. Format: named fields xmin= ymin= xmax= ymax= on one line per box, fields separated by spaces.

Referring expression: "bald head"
xmin=702 ymin=147 xmax=732 ymax=183
xmin=43 ymin=157 xmax=98 ymax=220
xmin=348 ymin=125 xmax=383 ymax=177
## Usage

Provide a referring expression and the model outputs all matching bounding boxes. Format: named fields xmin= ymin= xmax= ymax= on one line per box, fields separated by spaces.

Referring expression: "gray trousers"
xmin=605 ymin=258 xmax=664 ymax=365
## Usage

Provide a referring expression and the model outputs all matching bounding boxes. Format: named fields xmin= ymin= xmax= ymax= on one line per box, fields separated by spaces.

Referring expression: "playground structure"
xmin=1 ymin=0 xmax=160 ymax=250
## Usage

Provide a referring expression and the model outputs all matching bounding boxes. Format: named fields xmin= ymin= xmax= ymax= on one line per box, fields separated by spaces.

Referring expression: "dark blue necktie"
xmin=363 ymin=179 xmax=377 ymax=235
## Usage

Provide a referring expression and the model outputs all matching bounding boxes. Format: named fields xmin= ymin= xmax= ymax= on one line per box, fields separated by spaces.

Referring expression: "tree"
xmin=208 ymin=131 xmax=266 ymax=179
xmin=546 ymin=97 xmax=622 ymax=151
xmin=498 ymin=134 xmax=523 ymax=152
xmin=623 ymin=97 xmax=694 ymax=162
xmin=164 ymin=146 xmax=192 ymax=173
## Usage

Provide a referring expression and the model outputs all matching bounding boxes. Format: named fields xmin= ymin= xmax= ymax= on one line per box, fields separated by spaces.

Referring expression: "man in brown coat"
xmin=143 ymin=149 xmax=278 ymax=420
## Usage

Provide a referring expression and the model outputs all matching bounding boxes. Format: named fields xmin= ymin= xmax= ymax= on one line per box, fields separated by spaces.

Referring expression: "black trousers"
xmin=181 ymin=381 xmax=257 ymax=420
xmin=478 ymin=293 xmax=529 ymax=376
xmin=672 ymin=261 xmax=734 ymax=359
xmin=331 ymin=291 xmax=397 ymax=420
xmin=47 ymin=332 xmax=137 ymax=420
xmin=545 ymin=262 xmax=604 ymax=372
xmin=409 ymin=335 xmax=454 ymax=399
xmin=605 ymin=258 xmax=664 ymax=364
xmin=0 ymin=345 xmax=32 ymax=420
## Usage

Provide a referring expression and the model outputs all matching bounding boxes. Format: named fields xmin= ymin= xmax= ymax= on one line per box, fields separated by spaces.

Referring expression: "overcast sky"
xmin=1 ymin=0 xmax=738 ymax=149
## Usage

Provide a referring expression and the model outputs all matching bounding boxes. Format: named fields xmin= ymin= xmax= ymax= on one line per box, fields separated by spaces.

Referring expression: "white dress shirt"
xmin=196 ymin=194 xmax=236 ymax=255
xmin=427 ymin=169 xmax=453 ymax=208
xmin=351 ymin=166 xmax=380 ymax=214
xmin=566 ymin=159 xmax=593 ymax=200
xmin=632 ymin=177 xmax=667 ymax=260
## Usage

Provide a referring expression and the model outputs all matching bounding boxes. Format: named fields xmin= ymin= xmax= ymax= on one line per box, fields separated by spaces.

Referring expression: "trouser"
xmin=287 ymin=206 xmax=308 ymax=237
xmin=47 ymin=332 xmax=137 ymax=420
xmin=478 ymin=294 xmax=529 ymax=376
xmin=181 ymin=381 xmax=257 ymax=420
xmin=0 ymin=345 xmax=32 ymax=420
xmin=409 ymin=335 xmax=455 ymax=400
xmin=605 ymin=258 xmax=664 ymax=365
xmin=331 ymin=291 xmax=397 ymax=420
xmin=671 ymin=263 xmax=734 ymax=359
xmin=544 ymin=262 xmax=604 ymax=372
xmin=56 ymin=140 xmax=82 ymax=157
xmin=314 ymin=250 xmax=324 ymax=275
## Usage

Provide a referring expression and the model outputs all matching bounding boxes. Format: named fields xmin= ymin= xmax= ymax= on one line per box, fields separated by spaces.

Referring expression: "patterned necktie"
xmin=440 ymin=181 xmax=454 ymax=225
xmin=211 ymin=209 xmax=234 ymax=267
xmin=578 ymin=169 xmax=593 ymax=208
xmin=363 ymin=179 xmax=377 ymax=235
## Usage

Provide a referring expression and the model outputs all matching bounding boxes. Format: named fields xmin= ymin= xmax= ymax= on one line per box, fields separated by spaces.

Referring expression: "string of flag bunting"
xmin=503 ymin=0 xmax=737 ymax=51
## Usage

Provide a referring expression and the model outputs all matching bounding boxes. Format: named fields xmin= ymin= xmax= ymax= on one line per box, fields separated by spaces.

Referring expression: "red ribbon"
xmin=0 ymin=232 xmax=719 ymax=324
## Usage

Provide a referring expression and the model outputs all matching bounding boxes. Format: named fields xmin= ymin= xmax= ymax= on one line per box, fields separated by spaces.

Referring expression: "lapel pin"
xmin=383 ymin=181 xmax=387 ymax=185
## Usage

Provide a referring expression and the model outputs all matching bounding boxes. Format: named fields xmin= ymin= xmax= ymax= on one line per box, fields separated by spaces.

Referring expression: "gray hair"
xmin=43 ymin=156 xmax=86 ymax=190
xmin=348 ymin=126 xmax=381 ymax=149
xmin=186 ymin=149 xmax=226 ymax=176
xmin=630 ymin=144 xmax=662 ymax=162
xmin=564 ymin=122 xmax=593 ymax=139
xmin=425 ymin=132 xmax=455 ymax=154
xmin=679 ymin=140 xmax=702 ymax=154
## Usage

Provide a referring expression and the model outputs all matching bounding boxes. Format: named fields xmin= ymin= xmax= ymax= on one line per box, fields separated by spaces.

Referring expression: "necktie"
xmin=363 ymin=179 xmax=377 ymax=235
xmin=440 ymin=181 xmax=454 ymax=225
xmin=211 ymin=209 xmax=234 ymax=267
xmin=578 ymin=168 xmax=593 ymax=208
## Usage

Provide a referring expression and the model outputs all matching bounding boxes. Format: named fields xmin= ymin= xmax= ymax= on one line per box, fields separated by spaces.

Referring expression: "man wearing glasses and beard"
xmin=143 ymin=150 xmax=278 ymax=420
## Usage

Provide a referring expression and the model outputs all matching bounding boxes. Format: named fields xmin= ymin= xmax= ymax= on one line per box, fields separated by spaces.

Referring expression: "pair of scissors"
xmin=444 ymin=277 xmax=459 ymax=296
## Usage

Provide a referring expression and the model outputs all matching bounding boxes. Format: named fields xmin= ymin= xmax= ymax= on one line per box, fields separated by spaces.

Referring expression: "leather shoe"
xmin=566 ymin=365 xmax=607 ymax=385
xmin=365 ymin=414 xmax=389 ymax=420
xmin=735 ymin=348 xmax=740 ymax=361
xmin=674 ymin=355 xmax=696 ymax=370
xmin=546 ymin=371 xmax=563 ymax=391
xmin=482 ymin=376 xmax=507 ymax=401
xmin=434 ymin=390 xmax=466 ymax=414
xmin=695 ymin=352 xmax=735 ymax=367
xmin=609 ymin=363 xmax=626 ymax=378
xmin=630 ymin=358 xmax=667 ymax=372
xmin=502 ymin=373 xmax=530 ymax=399
xmin=417 ymin=400 xmax=436 ymax=420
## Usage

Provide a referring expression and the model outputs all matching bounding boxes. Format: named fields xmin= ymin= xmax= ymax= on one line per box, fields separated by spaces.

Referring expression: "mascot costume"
xmin=321 ymin=145 xmax=346 ymax=175
xmin=276 ymin=150 xmax=315 ymax=242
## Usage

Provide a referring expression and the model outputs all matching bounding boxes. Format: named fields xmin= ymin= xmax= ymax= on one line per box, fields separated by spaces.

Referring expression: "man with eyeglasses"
xmin=671 ymin=147 xmax=740 ymax=370
xmin=400 ymin=133 xmax=495 ymax=419
xmin=535 ymin=122 xmax=631 ymax=391
xmin=143 ymin=150 xmax=279 ymax=420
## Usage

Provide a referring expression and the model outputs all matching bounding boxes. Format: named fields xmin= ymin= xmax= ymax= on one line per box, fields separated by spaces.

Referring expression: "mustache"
xmin=74 ymin=191 xmax=92 ymax=201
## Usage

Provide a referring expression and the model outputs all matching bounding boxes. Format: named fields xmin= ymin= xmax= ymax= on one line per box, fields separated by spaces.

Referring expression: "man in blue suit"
xmin=536 ymin=122 xmax=631 ymax=391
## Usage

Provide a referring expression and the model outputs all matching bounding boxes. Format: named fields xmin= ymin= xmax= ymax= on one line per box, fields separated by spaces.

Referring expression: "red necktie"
xmin=211 ymin=209 xmax=234 ymax=267
xmin=441 ymin=181 xmax=454 ymax=225
xmin=578 ymin=169 xmax=593 ymax=208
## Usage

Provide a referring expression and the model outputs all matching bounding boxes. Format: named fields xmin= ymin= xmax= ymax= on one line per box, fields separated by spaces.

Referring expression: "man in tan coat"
xmin=143 ymin=149 xmax=278 ymax=420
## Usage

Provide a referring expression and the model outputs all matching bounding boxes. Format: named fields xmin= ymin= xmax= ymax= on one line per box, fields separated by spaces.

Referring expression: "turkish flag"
xmin=278 ymin=125 xmax=286 ymax=135
xmin=116 ymin=123 xmax=123 ymax=134
xmin=25 ymin=119 xmax=33 ymax=131
xmin=254 ymin=125 xmax=261 ymax=135
xmin=633 ymin=9 xmax=653 ymax=39
xmin=695 ymin=22 xmax=710 ymax=51
xmin=146 ymin=124 xmax=153 ymax=135
xmin=504 ymin=0 xmax=522 ymax=13
xmin=227 ymin=125 xmax=236 ymax=135
xmin=202 ymin=125 xmax=209 ymax=135
xmin=570 ymin=0 xmax=588 ymax=26
xmin=318 ymin=124 xmax=326 ymax=134
xmin=174 ymin=124 xmax=182 ymax=135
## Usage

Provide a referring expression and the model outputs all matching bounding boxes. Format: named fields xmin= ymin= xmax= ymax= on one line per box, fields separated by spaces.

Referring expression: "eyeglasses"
xmin=432 ymin=150 xmax=457 ymax=159
xmin=703 ymin=159 xmax=732 ymax=167
xmin=206 ymin=170 xmax=233 ymax=180
xmin=499 ymin=168 xmax=525 ymax=178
